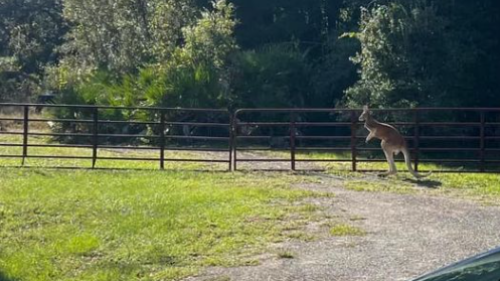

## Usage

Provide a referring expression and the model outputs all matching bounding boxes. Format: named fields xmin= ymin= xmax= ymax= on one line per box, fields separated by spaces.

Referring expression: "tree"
xmin=310 ymin=36 xmax=359 ymax=108
xmin=145 ymin=0 xmax=239 ymax=108
xmin=51 ymin=0 xmax=239 ymax=110
xmin=345 ymin=0 xmax=500 ymax=108
xmin=231 ymin=0 xmax=341 ymax=52
xmin=60 ymin=0 xmax=197 ymax=74
xmin=231 ymin=44 xmax=312 ymax=108
xmin=0 ymin=0 xmax=66 ymax=101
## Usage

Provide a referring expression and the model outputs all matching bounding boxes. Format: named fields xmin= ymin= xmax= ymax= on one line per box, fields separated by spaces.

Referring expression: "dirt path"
xmin=185 ymin=176 xmax=500 ymax=281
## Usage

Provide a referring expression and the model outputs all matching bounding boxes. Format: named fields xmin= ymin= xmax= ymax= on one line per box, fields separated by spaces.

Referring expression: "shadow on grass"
xmin=404 ymin=178 xmax=442 ymax=189
xmin=0 ymin=272 xmax=17 ymax=281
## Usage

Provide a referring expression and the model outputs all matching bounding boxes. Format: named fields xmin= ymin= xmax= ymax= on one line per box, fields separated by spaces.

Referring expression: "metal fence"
xmin=1 ymin=104 xmax=500 ymax=172
xmin=0 ymin=103 xmax=232 ymax=170
xmin=233 ymin=108 xmax=500 ymax=172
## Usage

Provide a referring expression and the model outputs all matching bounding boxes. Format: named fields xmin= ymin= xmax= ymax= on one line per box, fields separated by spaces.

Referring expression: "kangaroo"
xmin=359 ymin=105 xmax=430 ymax=179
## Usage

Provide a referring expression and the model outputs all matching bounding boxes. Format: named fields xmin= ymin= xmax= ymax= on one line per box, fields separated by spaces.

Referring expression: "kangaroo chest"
xmin=364 ymin=123 xmax=376 ymax=133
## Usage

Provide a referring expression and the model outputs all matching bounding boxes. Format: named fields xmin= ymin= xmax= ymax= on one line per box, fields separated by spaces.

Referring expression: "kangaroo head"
xmin=358 ymin=105 xmax=371 ymax=121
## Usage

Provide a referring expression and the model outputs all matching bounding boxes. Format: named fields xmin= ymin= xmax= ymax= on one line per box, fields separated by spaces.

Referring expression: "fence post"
xmin=233 ymin=115 xmax=239 ymax=171
xmin=413 ymin=110 xmax=420 ymax=172
xmin=480 ymin=111 xmax=486 ymax=172
xmin=290 ymin=112 xmax=297 ymax=171
xmin=229 ymin=112 xmax=235 ymax=172
xmin=22 ymin=105 xmax=29 ymax=166
xmin=159 ymin=110 xmax=166 ymax=170
xmin=350 ymin=111 xmax=357 ymax=172
xmin=92 ymin=108 xmax=98 ymax=168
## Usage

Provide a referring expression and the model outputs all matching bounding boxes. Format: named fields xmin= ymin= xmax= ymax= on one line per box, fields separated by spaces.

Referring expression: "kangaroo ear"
xmin=363 ymin=105 xmax=369 ymax=111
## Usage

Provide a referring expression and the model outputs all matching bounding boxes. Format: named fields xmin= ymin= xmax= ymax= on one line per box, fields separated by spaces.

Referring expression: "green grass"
xmin=276 ymin=250 xmax=295 ymax=259
xmin=329 ymin=224 xmax=366 ymax=237
xmin=205 ymin=276 xmax=231 ymax=281
xmin=2 ymin=136 xmax=500 ymax=280
xmin=0 ymin=169 xmax=322 ymax=281
xmin=297 ymin=151 xmax=447 ymax=172
xmin=344 ymin=176 xmax=416 ymax=194
xmin=220 ymin=149 xmax=500 ymax=204
xmin=339 ymin=169 xmax=500 ymax=204
xmin=0 ymin=135 xmax=222 ymax=170
xmin=303 ymin=151 xmax=500 ymax=204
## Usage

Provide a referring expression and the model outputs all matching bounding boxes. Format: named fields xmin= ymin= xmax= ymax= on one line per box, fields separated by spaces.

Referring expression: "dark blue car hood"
xmin=411 ymin=246 xmax=500 ymax=281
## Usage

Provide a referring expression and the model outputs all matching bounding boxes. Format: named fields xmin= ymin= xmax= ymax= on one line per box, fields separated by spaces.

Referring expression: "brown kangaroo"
xmin=359 ymin=105 xmax=430 ymax=179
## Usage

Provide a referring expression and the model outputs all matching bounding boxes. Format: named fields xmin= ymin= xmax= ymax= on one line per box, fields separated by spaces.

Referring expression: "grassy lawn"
xmin=0 ymin=136 xmax=330 ymax=281
xmin=342 ymin=172 xmax=500 ymax=204
xmin=0 ymin=135 xmax=224 ymax=170
xmin=299 ymin=152 xmax=500 ymax=204
xmin=0 ymin=169 xmax=324 ymax=281
xmin=1 ymin=134 xmax=499 ymax=281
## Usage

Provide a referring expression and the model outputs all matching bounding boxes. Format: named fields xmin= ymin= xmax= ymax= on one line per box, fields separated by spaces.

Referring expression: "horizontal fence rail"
xmin=0 ymin=103 xmax=499 ymax=172
xmin=0 ymin=103 xmax=232 ymax=170
xmin=233 ymin=107 xmax=500 ymax=173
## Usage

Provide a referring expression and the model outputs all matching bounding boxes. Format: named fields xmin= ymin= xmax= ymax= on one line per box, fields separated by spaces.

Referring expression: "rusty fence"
xmin=1 ymin=104 xmax=500 ymax=172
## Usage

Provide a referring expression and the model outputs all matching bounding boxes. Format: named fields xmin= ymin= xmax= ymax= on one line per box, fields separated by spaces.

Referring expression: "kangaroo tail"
xmin=402 ymin=148 xmax=431 ymax=179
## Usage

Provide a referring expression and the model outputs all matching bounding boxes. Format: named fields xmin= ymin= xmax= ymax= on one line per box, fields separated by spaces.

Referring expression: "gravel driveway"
xmin=185 ymin=175 xmax=500 ymax=281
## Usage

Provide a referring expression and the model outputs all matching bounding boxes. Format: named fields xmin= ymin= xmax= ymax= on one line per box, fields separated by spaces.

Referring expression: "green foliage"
xmin=61 ymin=0 xmax=196 ymax=74
xmin=345 ymin=3 xmax=448 ymax=108
xmin=44 ymin=0 xmax=237 ymax=142
xmin=0 ymin=0 xmax=66 ymax=101
xmin=148 ymin=0 xmax=238 ymax=108
xmin=232 ymin=44 xmax=312 ymax=108
xmin=0 ymin=0 xmax=65 ymax=72
xmin=1 ymin=0 xmax=500 ymax=110
xmin=231 ymin=0 xmax=343 ymax=50
xmin=0 ymin=57 xmax=40 ymax=102
xmin=311 ymin=36 xmax=359 ymax=108
xmin=49 ymin=0 xmax=237 ymax=109
xmin=345 ymin=0 xmax=500 ymax=108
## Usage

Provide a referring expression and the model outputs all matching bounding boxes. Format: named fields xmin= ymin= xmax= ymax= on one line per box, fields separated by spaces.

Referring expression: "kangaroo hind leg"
xmin=384 ymin=150 xmax=397 ymax=175
xmin=380 ymin=142 xmax=397 ymax=176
